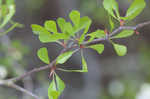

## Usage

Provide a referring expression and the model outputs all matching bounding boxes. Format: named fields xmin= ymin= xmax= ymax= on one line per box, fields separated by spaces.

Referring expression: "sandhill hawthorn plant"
xmin=0 ymin=0 xmax=150 ymax=99
xmin=31 ymin=0 xmax=147 ymax=98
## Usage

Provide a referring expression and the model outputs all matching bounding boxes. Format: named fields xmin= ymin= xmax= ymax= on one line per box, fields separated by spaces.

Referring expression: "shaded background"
xmin=0 ymin=0 xmax=150 ymax=99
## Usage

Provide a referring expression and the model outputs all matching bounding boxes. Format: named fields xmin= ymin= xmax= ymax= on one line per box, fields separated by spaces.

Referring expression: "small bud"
xmin=134 ymin=30 xmax=140 ymax=35
xmin=80 ymin=44 xmax=85 ymax=49
xmin=120 ymin=19 xmax=125 ymax=26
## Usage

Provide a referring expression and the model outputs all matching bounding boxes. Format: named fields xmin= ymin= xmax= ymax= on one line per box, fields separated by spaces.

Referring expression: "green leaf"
xmin=64 ymin=22 xmax=74 ymax=36
xmin=88 ymin=29 xmax=105 ymax=42
xmin=109 ymin=16 xmax=115 ymax=32
xmin=48 ymin=79 xmax=60 ymax=99
xmin=79 ymin=16 xmax=92 ymax=44
xmin=56 ymin=51 xmax=74 ymax=64
xmin=103 ymin=0 xmax=120 ymax=20
xmin=44 ymin=20 xmax=57 ymax=33
xmin=123 ymin=0 xmax=146 ymax=21
xmin=113 ymin=30 xmax=134 ymax=39
xmin=89 ymin=44 xmax=104 ymax=54
xmin=69 ymin=10 xmax=80 ymax=26
xmin=57 ymin=17 xmax=66 ymax=33
xmin=37 ymin=47 xmax=50 ymax=64
xmin=48 ymin=74 xmax=65 ymax=99
xmin=57 ymin=52 xmax=88 ymax=72
xmin=113 ymin=43 xmax=127 ymax=56
xmin=39 ymin=32 xmax=69 ymax=43
xmin=55 ymin=74 xmax=65 ymax=93
xmin=31 ymin=24 xmax=49 ymax=35
xmin=0 ymin=4 xmax=15 ymax=29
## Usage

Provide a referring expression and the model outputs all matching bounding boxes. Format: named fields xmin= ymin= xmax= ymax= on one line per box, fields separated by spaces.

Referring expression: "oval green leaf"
xmin=113 ymin=43 xmax=127 ymax=56
xmin=124 ymin=0 xmax=146 ymax=21
xmin=44 ymin=20 xmax=57 ymax=33
xmin=113 ymin=30 xmax=134 ymax=39
xmin=37 ymin=47 xmax=50 ymax=64
xmin=69 ymin=10 xmax=80 ymax=26
xmin=89 ymin=44 xmax=104 ymax=54
xmin=56 ymin=51 xmax=74 ymax=64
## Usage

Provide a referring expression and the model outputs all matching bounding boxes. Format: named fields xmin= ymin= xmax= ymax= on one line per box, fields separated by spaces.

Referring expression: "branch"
xmin=0 ymin=79 xmax=41 ymax=99
xmin=1 ymin=20 xmax=150 ymax=91
xmin=83 ymin=20 xmax=150 ymax=46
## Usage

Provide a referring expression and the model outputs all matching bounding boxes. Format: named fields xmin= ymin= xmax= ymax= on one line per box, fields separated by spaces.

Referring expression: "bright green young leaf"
xmin=79 ymin=16 xmax=92 ymax=44
xmin=64 ymin=22 xmax=74 ymax=36
xmin=109 ymin=16 xmax=115 ymax=32
xmin=37 ymin=47 xmax=50 ymax=64
xmin=89 ymin=44 xmax=104 ymax=54
xmin=48 ymin=74 xmax=65 ymax=99
xmin=88 ymin=29 xmax=105 ymax=42
xmin=48 ymin=79 xmax=60 ymax=99
xmin=57 ymin=52 xmax=88 ymax=72
xmin=113 ymin=30 xmax=134 ymax=39
xmin=103 ymin=0 xmax=120 ymax=20
xmin=39 ymin=32 xmax=69 ymax=43
xmin=113 ymin=43 xmax=127 ymax=56
xmin=69 ymin=10 xmax=80 ymax=26
xmin=57 ymin=17 xmax=66 ymax=33
xmin=55 ymin=74 xmax=65 ymax=93
xmin=31 ymin=24 xmax=49 ymax=35
xmin=44 ymin=20 xmax=57 ymax=33
xmin=56 ymin=51 xmax=74 ymax=64
xmin=123 ymin=0 xmax=146 ymax=21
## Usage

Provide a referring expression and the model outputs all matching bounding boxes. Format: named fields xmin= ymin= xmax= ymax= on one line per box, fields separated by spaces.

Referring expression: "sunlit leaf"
xmin=69 ymin=10 xmax=80 ymax=26
xmin=89 ymin=44 xmax=104 ymax=54
xmin=103 ymin=0 xmax=120 ymax=20
xmin=109 ymin=16 xmax=115 ymax=32
xmin=0 ymin=4 xmax=15 ymax=28
xmin=57 ymin=17 xmax=66 ymax=33
xmin=44 ymin=20 xmax=57 ymax=33
xmin=37 ymin=47 xmax=50 ymax=64
xmin=79 ymin=16 xmax=92 ymax=44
